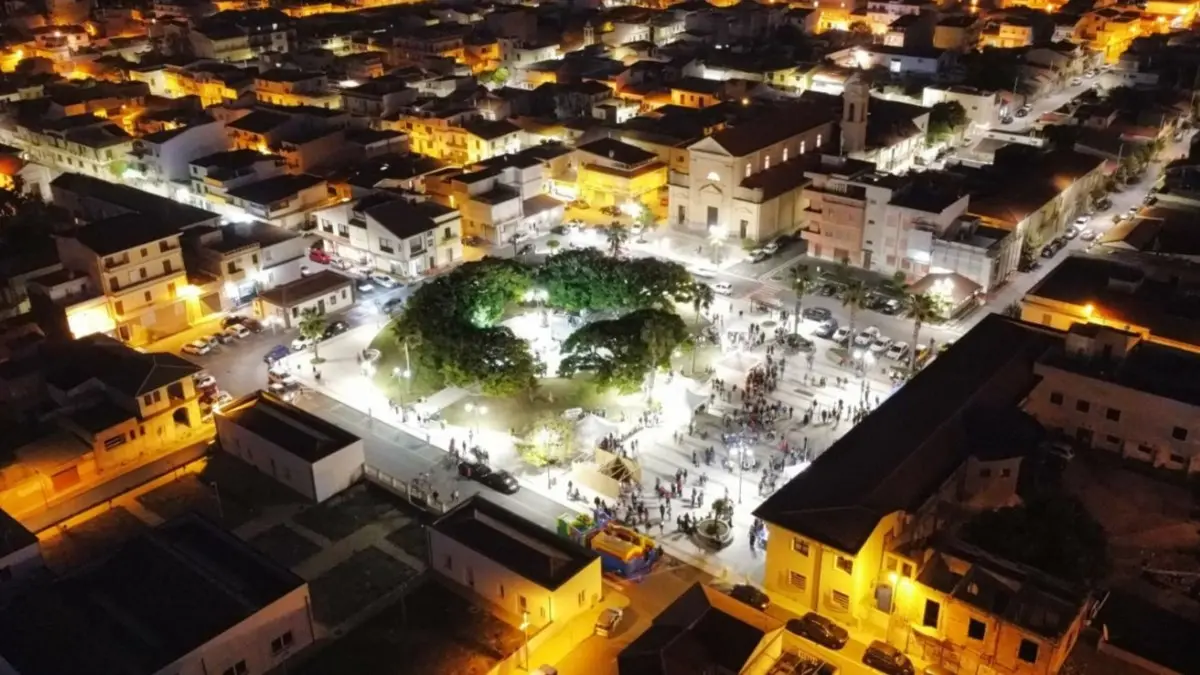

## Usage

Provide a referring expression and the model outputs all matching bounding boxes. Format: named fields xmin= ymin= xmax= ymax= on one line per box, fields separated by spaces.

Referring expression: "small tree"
xmin=840 ymin=278 xmax=870 ymax=341
xmin=298 ymin=308 xmax=327 ymax=361
xmin=927 ymin=101 xmax=968 ymax=145
xmin=547 ymin=239 xmax=561 ymax=254
xmin=790 ymin=265 xmax=818 ymax=334
xmin=635 ymin=206 xmax=656 ymax=231
xmin=604 ymin=223 xmax=629 ymax=257
xmin=902 ymin=292 xmax=939 ymax=373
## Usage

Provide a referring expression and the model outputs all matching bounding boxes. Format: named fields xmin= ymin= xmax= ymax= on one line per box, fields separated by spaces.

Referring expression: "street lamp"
xmin=709 ymin=224 xmax=728 ymax=264
xmin=392 ymin=366 xmax=411 ymax=407
xmin=464 ymin=402 xmax=488 ymax=434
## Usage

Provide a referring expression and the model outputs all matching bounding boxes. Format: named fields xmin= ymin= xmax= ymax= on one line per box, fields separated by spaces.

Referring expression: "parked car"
xmin=356 ymin=278 xmax=375 ymax=293
xmin=267 ymin=368 xmax=299 ymax=388
xmin=787 ymin=612 xmax=849 ymax=650
xmin=813 ymin=320 xmax=838 ymax=339
xmin=802 ymin=307 xmax=832 ymax=322
xmin=263 ymin=345 xmax=290 ymax=364
xmin=1070 ymin=77 xmax=1083 ymax=86
xmin=1075 ymin=215 xmax=1091 ymax=226
xmin=595 ymin=608 xmax=624 ymax=637
xmin=869 ymin=336 xmax=893 ymax=355
xmin=222 ymin=315 xmax=249 ymax=329
xmin=1080 ymin=228 xmax=1098 ymax=242
xmin=224 ymin=324 xmax=250 ymax=339
xmin=291 ymin=335 xmax=314 ymax=351
xmin=831 ymin=326 xmax=851 ymax=344
xmin=749 ymin=249 xmax=770 ymax=263
xmin=853 ymin=327 xmax=880 ymax=348
xmin=568 ymin=199 xmax=590 ymax=210
xmin=223 ymin=315 xmax=262 ymax=332
xmin=877 ymin=298 xmax=901 ymax=315
xmin=885 ymin=341 xmax=910 ymax=361
xmin=323 ymin=320 xmax=349 ymax=339
xmin=689 ymin=267 xmax=717 ymax=279
xmin=369 ymin=272 xmax=398 ymax=289
xmin=213 ymin=331 xmax=235 ymax=345
xmin=712 ymin=282 xmax=733 ymax=295
xmin=1047 ymin=439 xmax=1075 ymax=461
xmin=863 ymin=641 xmax=914 ymax=675
xmin=763 ymin=241 xmax=780 ymax=255
xmin=309 ymin=247 xmax=332 ymax=264
xmin=331 ymin=258 xmax=353 ymax=271
xmin=200 ymin=335 xmax=222 ymax=349
xmin=193 ymin=373 xmax=217 ymax=390
xmin=1064 ymin=226 xmax=1079 ymax=240
xmin=729 ymin=584 xmax=770 ymax=611
xmin=182 ymin=340 xmax=211 ymax=356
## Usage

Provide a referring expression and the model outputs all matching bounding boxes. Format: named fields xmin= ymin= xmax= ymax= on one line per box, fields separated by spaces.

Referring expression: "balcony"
xmin=109 ymin=268 xmax=185 ymax=296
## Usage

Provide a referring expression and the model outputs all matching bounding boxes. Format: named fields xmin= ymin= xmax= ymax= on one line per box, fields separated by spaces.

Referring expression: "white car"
xmin=356 ymin=279 xmax=375 ymax=293
xmin=831 ymin=326 xmax=851 ymax=343
xmin=1075 ymin=215 xmax=1090 ymax=226
xmin=181 ymin=340 xmax=211 ymax=356
xmin=763 ymin=241 xmax=780 ymax=255
xmin=193 ymin=373 xmax=217 ymax=390
xmin=885 ymin=341 xmax=910 ymax=361
xmin=369 ymin=272 xmax=398 ymax=288
xmin=852 ymin=327 xmax=880 ymax=348
xmin=712 ymin=282 xmax=733 ymax=295
xmin=869 ymin=336 xmax=893 ymax=354
xmin=291 ymin=335 xmax=314 ymax=351
xmin=224 ymin=324 xmax=250 ymax=339
xmin=689 ymin=266 xmax=717 ymax=279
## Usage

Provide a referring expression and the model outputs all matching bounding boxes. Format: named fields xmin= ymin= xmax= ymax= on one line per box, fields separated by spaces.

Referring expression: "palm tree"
xmin=605 ymin=223 xmax=629 ymax=257
xmin=839 ymin=279 xmax=870 ymax=342
xmin=690 ymin=282 xmax=714 ymax=374
xmin=789 ymin=265 xmax=817 ymax=334
xmin=902 ymin=292 xmax=939 ymax=374
xmin=298 ymin=308 xmax=327 ymax=361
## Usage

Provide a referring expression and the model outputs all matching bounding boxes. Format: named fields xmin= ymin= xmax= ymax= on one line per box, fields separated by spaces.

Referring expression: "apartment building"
xmin=395 ymin=115 xmax=522 ymax=166
xmin=669 ymin=102 xmax=835 ymax=243
xmin=922 ymin=85 xmax=1002 ymax=133
xmin=1026 ymin=322 xmax=1200 ymax=473
xmin=49 ymin=172 xmax=221 ymax=232
xmin=755 ymin=314 xmax=1090 ymax=675
xmin=189 ymin=9 xmax=294 ymax=61
xmin=128 ymin=116 xmax=229 ymax=188
xmin=226 ymin=173 xmax=329 ymax=229
xmin=311 ymin=194 xmax=461 ymax=277
xmin=51 ymin=215 xmax=191 ymax=346
xmin=0 ymin=514 xmax=314 ymax=675
xmin=575 ymin=138 xmax=667 ymax=211
xmin=979 ymin=18 xmax=1035 ymax=49
xmin=185 ymin=220 xmax=307 ymax=308
xmin=341 ymin=75 xmax=417 ymax=118
xmin=0 ymin=335 xmax=207 ymax=518
xmin=867 ymin=175 xmax=970 ymax=281
xmin=255 ymin=68 xmax=339 ymax=109
xmin=800 ymin=156 xmax=895 ymax=267
xmin=431 ymin=496 xmax=602 ymax=632
xmin=163 ymin=61 xmax=256 ymax=106
xmin=15 ymin=114 xmax=134 ymax=182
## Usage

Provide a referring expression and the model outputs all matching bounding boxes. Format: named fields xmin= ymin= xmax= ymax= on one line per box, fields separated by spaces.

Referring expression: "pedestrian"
xmin=659 ymin=503 xmax=666 ymax=520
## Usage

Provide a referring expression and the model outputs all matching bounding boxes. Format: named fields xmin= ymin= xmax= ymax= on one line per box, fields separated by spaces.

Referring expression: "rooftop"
xmin=210 ymin=220 xmax=299 ymax=253
xmin=577 ymin=137 xmax=658 ymax=167
xmin=754 ymin=314 xmax=1058 ymax=554
xmin=227 ymin=174 xmax=325 ymax=206
xmin=44 ymin=334 xmax=201 ymax=399
xmin=50 ymin=173 xmax=218 ymax=229
xmin=227 ymin=109 xmax=292 ymax=134
xmin=363 ymin=198 xmax=457 ymax=240
xmin=218 ymin=390 xmax=360 ymax=463
xmin=433 ymin=496 xmax=598 ymax=590
xmin=0 ymin=514 xmax=305 ymax=675
xmin=703 ymin=102 xmax=836 ymax=157
xmin=192 ymin=148 xmax=279 ymax=172
xmin=258 ymin=269 xmax=351 ymax=308
xmin=69 ymin=213 xmax=182 ymax=257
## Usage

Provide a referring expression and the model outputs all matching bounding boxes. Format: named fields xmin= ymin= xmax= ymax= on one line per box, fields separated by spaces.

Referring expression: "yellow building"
xmin=978 ymin=19 xmax=1034 ymax=48
xmin=755 ymin=314 xmax=1091 ymax=675
xmin=574 ymin=137 xmax=667 ymax=209
xmin=1076 ymin=8 xmax=1143 ymax=62
xmin=393 ymin=116 xmax=521 ymax=166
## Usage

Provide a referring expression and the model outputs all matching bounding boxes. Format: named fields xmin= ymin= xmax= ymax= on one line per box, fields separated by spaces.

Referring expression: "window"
xmin=159 ymin=240 xmax=170 ymax=253
xmin=140 ymin=248 xmax=148 ymax=257
xmin=143 ymin=394 xmax=153 ymax=406
xmin=227 ymin=262 xmax=238 ymax=274
xmin=499 ymin=584 xmax=505 ymax=598
xmin=764 ymin=155 xmax=771 ymax=170
xmin=139 ymin=267 xmax=148 ymax=279
xmin=831 ymin=590 xmax=850 ymax=609
xmin=800 ymin=140 xmax=806 ymax=154
xmin=578 ymin=590 xmax=586 ymax=607
xmin=816 ymin=134 xmax=823 ymax=148
xmin=835 ymin=556 xmax=853 ymax=574
xmin=252 ymin=254 xmax=259 ymax=265
xmin=270 ymin=630 xmax=294 ymax=655
xmin=518 ymin=595 xmax=528 ymax=612
xmin=783 ymin=147 xmax=789 ymax=162
xmin=164 ymin=260 xmax=173 ymax=274
xmin=792 ymin=538 xmax=810 ymax=556
xmin=980 ymin=468 xmax=992 ymax=478
xmin=379 ymin=237 xmax=394 ymax=253
xmin=1170 ymin=453 xmax=1186 ymax=464
xmin=444 ymin=226 xmax=452 ymax=239
xmin=968 ymin=618 xmax=986 ymax=641
xmin=1049 ymin=392 xmax=1063 ymax=405
xmin=222 ymin=662 xmax=249 ymax=675
xmin=144 ymin=291 xmax=152 ymax=302
xmin=1173 ymin=426 xmax=1188 ymax=441
xmin=922 ymin=599 xmax=940 ymax=628
xmin=1075 ymin=399 xmax=1090 ymax=413
xmin=1041 ymin=313 xmax=1052 ymax=325
xmin=901 ymin=562 xmax=913 ymax=578
xmin=1018 ymin=639 xmax=1039 ymax=663
xmin=789 ymin=570 xmax=808 ymax=590
xmin=444 ymin=555 xmax=453 ymax=570
xmin=1106 ymin=408 xmax=1121 ymax=421
xmin=154 ymin=391 xmax=162 ymax=403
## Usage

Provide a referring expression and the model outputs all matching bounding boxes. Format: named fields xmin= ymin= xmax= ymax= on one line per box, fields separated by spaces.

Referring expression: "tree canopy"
xmin=927 ymin=101 xmax=968 ymax=143
xmin=557 ymin=308 xmax=689 ymax=392
xmin=959 ymin=493 xmax=1109 ymax=584
xmin=535 ymin=248 xmax=695 ymax=312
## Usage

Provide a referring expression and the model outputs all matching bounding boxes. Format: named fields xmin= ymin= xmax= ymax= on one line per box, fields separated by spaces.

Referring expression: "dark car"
xmin=481 ymin=469 xmax=520 ymax=494
xmin=263 ymin=344 xmax=290 ymax=364
xmin=729 ymin=584 xmax=770 ymax=611
xmin=802 ymin=307 xmax=832 ymax=322
xmin=787 ymin=612 xmax=849 ymax=650
xmin=863 ymin=640 xmax=914 ymax=675
xmin=457 ymin=460 xmax=491 ymax=480
xmin=322 ymin=320 xmax=349 ymax=339
xmin=813 ymin=320 xmax=838 ymax=339
xmin=381 ymin=297 xmax=405 ymax=314
xmin=223 ymin=315 xmax=263 ymax=332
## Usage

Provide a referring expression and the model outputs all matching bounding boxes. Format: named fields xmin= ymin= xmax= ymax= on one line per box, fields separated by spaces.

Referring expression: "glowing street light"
xmin=464 ymin=402 xmax=489 ymax=434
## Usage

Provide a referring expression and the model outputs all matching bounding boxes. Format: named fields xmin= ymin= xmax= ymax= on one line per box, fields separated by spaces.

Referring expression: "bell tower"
xmin=841 ymin=75 xmax=869 ymax=154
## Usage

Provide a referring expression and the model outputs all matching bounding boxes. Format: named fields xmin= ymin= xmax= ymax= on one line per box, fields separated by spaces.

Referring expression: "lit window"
xmin=783 ymin=148 xmax=789 ymax=162
xmin=706 ymin=171 xmax=720 ymax=182
xmin=765 ymin=156 xmax=771 ymax=170
xmin=801 ymin=141 xmax=806 ymax=154
xmin=817 ymin=134 xmax=823 ymax=148
xmin=745 ymin=163 xmax=751 ymax=177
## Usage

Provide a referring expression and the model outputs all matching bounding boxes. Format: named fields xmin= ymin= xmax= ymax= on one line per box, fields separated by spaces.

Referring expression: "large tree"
xmin=558 ymin=308 xmax=688 ymax=393
xmin=298 ymin=308 xmax=327 ymax=360
xmin=790 ymin=265 xmax=818 ymax=335
xmin=927 ymin=101 xmax=968 ymax=144
xmin=959 ymin=493 xmax=1109 ymax=584
xmin=902 ymin=292 xmax=939 ymax=373
xmin=839 ymin=278 xmax=870 ymax=341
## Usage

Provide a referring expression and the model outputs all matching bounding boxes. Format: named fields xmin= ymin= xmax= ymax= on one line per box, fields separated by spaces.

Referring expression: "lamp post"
xmin=464 ymin=402 xmax=488 ymax=434
xmin=392 ymin=367 xmax=411 ymax=406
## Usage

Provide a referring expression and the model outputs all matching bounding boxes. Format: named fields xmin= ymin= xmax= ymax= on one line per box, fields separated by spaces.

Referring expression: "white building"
xmin=185 ymin=221 xmax=309 ymax=309
xmin=129 ymin=118 xmax=229 ymax=190
xmin=922 ymin=85 xmax=1002 ymax=134
xmin=217 ymin=390 xmax=366 ymax=502
xmin=0 ymin=514 xmax=315 ymax=675
xmin=255 ymin=269 xmax=353 ymax=329
xmin=310 ymin=195 xmax=462 ymax=277
xmin=430 ymin=497 xmax=603 ymax=632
